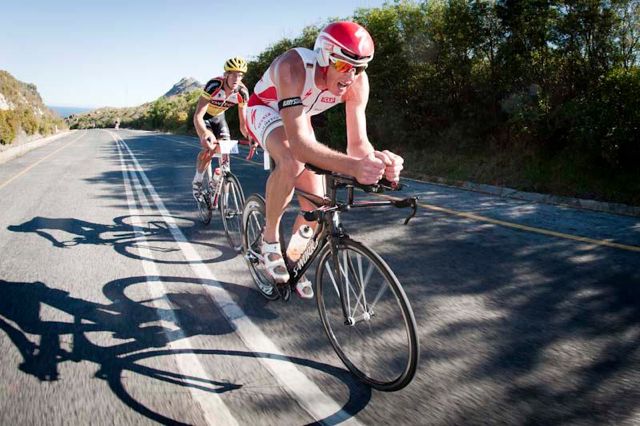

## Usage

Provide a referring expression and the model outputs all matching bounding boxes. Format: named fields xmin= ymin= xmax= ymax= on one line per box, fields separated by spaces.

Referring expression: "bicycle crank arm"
xmin=244 ymin=249 xmax=264 ymax=264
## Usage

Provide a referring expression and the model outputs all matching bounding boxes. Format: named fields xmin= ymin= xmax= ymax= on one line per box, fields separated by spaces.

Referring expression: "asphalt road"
xmin=1 ymin=129 xmax=639 ymax=425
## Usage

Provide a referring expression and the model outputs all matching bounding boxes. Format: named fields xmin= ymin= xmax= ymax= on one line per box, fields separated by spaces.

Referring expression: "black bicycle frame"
xmin=284 ymin=170 xmax=417 ymax=324
xmin=284 ymin=184 xmax=355 ymax=324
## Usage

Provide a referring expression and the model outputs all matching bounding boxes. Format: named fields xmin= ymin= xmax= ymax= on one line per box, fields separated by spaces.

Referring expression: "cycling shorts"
xmin=245 ymin=105 xmax=283 ymax=150
xmin=246 ymin=104 xmax=316 ymax=155
xmin=204 ymin=113 xmax=230 ymax=141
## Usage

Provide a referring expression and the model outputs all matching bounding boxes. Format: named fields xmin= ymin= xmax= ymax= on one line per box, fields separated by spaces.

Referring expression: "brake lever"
xmin=365 ymin=178 xmax=404 ymax=193
xmin=391 ymin=197 xmax=418 ymax=225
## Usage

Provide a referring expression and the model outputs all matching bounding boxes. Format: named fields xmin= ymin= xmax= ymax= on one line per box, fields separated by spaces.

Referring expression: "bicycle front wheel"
xmin=316 ymin=238 xmax=419 ymax=391
xmin=219 ymin=172 xmax=245 ymax=253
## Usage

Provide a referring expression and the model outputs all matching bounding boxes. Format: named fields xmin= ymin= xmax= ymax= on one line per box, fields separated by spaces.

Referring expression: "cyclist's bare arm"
xmin=344 ymin=71 xmax=375 ymax=158
xmin=193 ymin=96 xmax=216 ymax=150
xmin=274 ymin=51 xmax=360 ymax=175
xmin=238 ymin=103 xmax=249 ymax=139
xmin=344 ymin=71 xmax=404 ymax=182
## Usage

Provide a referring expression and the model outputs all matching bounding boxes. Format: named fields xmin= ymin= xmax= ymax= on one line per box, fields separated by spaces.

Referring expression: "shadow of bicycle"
xmin=7 ymin=214 xmax=237 ymax=264
xmin=0 ymin=277 xmax=371 ymax=424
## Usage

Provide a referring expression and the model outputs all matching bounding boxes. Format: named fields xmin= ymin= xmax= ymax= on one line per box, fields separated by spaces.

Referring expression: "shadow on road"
xmin=0 ymin=277 xmax=371 ymax=424
xmin=7 ymin=214 xmax=237 ymax=264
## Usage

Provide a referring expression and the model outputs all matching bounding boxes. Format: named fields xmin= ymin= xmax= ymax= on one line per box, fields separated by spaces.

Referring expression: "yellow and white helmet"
xmin=224 ymin=56 xmax=248 ymax=73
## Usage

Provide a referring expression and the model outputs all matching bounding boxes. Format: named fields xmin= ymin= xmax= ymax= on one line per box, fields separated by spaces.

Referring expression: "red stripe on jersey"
xmin=257 ymin=86 xmax=277 ymax=101
xmin=248 ymin=93 xmax=266 ymax=107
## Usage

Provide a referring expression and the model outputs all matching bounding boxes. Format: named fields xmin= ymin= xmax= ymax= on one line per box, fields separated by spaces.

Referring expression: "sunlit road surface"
xmin=1 ymin=129 xmax=638 ymax=425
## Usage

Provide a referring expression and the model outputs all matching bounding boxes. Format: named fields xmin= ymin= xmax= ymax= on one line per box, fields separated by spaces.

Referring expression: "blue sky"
xmin=1 ymin=0 xmax=388 ymax=108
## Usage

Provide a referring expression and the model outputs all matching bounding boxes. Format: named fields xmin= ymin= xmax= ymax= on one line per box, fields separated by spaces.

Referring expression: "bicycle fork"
xmin=327 ymin=211 xmax=371 ymax=326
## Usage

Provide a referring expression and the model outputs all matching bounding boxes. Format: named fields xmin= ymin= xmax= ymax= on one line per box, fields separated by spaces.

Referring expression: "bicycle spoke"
xmin=324 ymin=262 xmax=341 ymax=296
xmin=316 ymin=239 xmax=418 ymax=391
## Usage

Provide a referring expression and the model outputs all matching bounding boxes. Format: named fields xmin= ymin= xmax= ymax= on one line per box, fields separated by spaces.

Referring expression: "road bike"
xmin=195 ymin=139 xmax=245 ymax=252
xmin=242 ymin=164 xmax=419 ymax=391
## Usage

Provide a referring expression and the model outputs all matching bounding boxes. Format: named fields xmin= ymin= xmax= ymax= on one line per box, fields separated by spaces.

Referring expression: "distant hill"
xmin=0 ymin=70 xmax=66 ymax=145
xmin=162 ymin=77 xmax=202 ymax=98
xmin=67 ymin=77 xmax=203 ymax=133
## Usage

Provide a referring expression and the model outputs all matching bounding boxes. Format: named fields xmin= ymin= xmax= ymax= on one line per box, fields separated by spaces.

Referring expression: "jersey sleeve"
xmin=237 ymin=84 xmax=250 ymax=105
xmin=202 ymin=78 xmax=223 ymax=98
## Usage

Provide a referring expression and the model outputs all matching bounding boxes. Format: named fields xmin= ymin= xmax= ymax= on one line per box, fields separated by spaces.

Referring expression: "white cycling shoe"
xmin=295 ymin=276 xmax=314 ymax=300
xmin=261 ymin=240 xmax=290 ymax=283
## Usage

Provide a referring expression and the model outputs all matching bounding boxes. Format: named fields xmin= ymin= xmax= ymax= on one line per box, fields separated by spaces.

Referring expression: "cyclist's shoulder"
xmin=237 ymin=82 xmax=250 ymax=100
xmin=203 ymin=77 xmax=224 ymax=94
xmin=273 ymin=48 xmax=308 ymax=82
xmin=277 ymin=47 xmax=311 ymax=66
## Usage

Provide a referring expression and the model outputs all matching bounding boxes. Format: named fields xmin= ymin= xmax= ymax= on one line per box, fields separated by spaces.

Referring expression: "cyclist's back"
xmin=249 ymin=48 xmax=344 ymax=117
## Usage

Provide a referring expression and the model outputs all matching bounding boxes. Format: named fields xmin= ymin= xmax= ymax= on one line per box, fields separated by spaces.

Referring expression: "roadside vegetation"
xmin=0 ymin=71 xmax=66 ymax=145
xmin=69 ymin=0 xmax=640 ymax=206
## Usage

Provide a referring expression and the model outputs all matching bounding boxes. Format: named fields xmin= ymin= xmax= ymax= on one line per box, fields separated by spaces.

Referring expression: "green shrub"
xmin=0 ymin=110 xmax=19 ymax=144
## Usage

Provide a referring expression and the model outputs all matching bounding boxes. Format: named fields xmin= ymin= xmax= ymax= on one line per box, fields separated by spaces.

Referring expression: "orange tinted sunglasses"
xmin=329 ymin=56 xmax=367 ymax=75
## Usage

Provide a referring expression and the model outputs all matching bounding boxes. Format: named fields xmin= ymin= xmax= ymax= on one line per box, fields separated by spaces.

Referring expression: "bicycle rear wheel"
xmin=242 ymin=194 xmax=279 ymax=300
xmin=315 ymin=238 xmax=419 ymax=391
xmin=219 ymin=172 xmax=245 ymax=253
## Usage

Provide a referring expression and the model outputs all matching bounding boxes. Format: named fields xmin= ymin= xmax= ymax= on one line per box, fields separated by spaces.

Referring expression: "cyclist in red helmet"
xmin=246 ymin=21 xmax=404 ymax=298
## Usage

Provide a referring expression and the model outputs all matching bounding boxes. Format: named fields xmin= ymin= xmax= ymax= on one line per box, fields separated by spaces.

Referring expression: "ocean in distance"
xmin=48 ymin=105 xmax=94 ymax=118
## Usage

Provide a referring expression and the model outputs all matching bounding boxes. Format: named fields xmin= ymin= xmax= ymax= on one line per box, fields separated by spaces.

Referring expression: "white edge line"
xmin=112 ymin=131 xmax=239 ymax=426
xmin=109 ymin=131 xmax=363 ymax=426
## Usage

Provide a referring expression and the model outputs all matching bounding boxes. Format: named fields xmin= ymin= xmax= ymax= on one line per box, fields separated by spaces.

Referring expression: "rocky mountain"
xmin=0 ymin=70 xmax=65 ymax=145
xmin=162 ymin=77 xmax=202 ymax=97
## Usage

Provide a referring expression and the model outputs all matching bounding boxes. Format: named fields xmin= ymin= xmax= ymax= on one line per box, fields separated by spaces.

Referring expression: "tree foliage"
xmin=68 ymin=0 xmax=640 ymax=202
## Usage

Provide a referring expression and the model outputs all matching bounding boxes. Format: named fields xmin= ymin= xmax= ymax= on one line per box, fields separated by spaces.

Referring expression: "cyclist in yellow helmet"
xmin=192 ymin=56 xmax=250 ymax=200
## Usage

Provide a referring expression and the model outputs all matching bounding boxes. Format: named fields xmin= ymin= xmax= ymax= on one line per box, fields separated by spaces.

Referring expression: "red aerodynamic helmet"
xmin=314 ymin=21 xmax=375 ymax=67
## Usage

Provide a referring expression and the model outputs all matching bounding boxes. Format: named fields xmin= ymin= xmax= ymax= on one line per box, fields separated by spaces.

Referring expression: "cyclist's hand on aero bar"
xmin=374 ymin=150 xmax=404 ymax=183
xmin=355 ymin=152 xmax=385 ymax=185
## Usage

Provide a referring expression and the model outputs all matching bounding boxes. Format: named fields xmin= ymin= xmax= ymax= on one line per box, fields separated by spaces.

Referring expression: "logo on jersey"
xmin=251 ymin=109 xmax=257 ymax=125
xmin=302 ymin=89 xmax=313 ymax=100
xmin=320 ymin=96 xmax=336 ymax=103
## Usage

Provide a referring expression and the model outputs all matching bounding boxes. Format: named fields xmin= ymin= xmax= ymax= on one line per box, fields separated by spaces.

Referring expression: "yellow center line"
xmin=377 ymin=193 xmax=640 ymax=253
xmin=0 ymin=131 xmax=86 ymax=191
xmin=149 ymin=133 xmax=640 ymax=253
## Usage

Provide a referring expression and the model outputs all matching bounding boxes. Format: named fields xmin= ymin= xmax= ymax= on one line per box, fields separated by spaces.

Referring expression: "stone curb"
xmin=0 ymin=131 xmax=76 ymax=165
xmin=416 ymin=175 xmax=640 ymax=218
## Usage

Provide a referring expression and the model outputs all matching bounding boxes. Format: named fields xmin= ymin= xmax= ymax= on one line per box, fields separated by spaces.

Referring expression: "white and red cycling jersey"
xmin=247 ymin=48 xmax=344 ymax=147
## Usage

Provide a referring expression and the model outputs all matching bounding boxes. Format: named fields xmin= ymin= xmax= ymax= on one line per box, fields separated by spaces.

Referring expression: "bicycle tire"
xmin=219 ymin=172 xmax=245 ymax=253
xmin=195 ymin=176 xmax=213 ymax=225
xmin=242 ymin=194 xmax=279 ymax=300
xmin=315 ymin=238 xmax=419 ymax=391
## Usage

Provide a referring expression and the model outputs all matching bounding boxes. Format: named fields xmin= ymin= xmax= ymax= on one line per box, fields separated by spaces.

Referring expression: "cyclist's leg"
xmin=212 ymin=113 xmax=231 ymax=170
xmin=286 ymin=167 xmax=323 ymax=298
xmin=194 ymin=117 xmax=225 ymax=197
xmin=288 ymin=120 xmax=321 ymax=237
xmin=246 ymin=104 xmax=302 ymax=282
xmin=193 ymin=119 xmax=216 ymax=197
xmin=263 ymin=128 xmax=304 ymax=242
xmin=262 ymin=127 xmax=306 ymax=282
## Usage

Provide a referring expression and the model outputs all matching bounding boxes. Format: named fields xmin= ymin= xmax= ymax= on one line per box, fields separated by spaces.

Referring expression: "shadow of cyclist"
xmin=0 ymin=277 xmax=370 ymax=423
